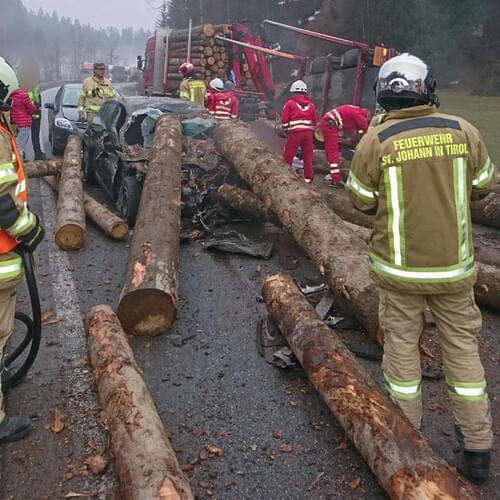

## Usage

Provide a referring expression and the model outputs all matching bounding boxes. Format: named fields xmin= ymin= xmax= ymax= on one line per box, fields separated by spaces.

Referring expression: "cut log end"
xmin=55 ymin=224 xmax=85 ymax=251
xmin=111 ymin=221 xmax=129 ymax=240
xmin=118 ymin=289 xmax=176 ymax=336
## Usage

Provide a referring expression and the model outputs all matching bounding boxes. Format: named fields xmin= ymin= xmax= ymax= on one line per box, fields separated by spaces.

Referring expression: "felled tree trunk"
xmin=312 ymin=150 xmax=350 ymax=177
xmin=475 ymin=262 xmax=500 ymax=311
xmin=85 ymin=305 xmax=194 ymax=500
xmin=43 ymin=177 xmax=128 ymax=240
xmin=471 ymin=193 xmax=500 ymax=229
xmin=55 ymin=135 xmax=85 ymax=250
xmin=118 ymin=113 xmax=182 ymax=336
xmin=262 ymin=273 xmax=476 ymax=500
xmin=217 ymin=183 xmax=281 ymax=226
xmin=215 ymin=121 xmax=382 ymax=341
xmin=24 ymin=159 xmax=62 ymax=178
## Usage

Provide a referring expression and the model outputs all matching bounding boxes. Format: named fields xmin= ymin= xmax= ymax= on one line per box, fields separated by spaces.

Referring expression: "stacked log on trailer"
xmin=165 ymin=23 xmax=257 ymax=93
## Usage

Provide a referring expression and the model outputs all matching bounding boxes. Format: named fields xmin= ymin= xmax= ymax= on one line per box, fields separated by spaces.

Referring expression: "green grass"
xmin=439 ymin=89 xmax=500 ymax=165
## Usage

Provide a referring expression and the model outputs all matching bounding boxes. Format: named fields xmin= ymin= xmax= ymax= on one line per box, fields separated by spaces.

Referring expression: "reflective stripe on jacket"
xmin=179 ymin=78 xmax=206 ymax=107
xmin=77 ymin=76 xmax=116 ymax=115
xmin=348 ymin=105 xmax=498 ymax=294
xmin=0 ymin=123 xmax=31 ymax=263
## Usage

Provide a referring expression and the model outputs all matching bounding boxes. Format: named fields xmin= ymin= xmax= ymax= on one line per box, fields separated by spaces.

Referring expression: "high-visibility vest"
xmin=0 ymin=123 xmax=29 ymax=255
xmin=28 ymin=83 xmax=41 ymax=107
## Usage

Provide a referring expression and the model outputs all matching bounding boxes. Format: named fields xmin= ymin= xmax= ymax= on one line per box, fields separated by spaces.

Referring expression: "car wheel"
xmin=82 ymin=145 xmax=95 ymax=183
xmin=117 ymin=176 xmax=141 ymax=227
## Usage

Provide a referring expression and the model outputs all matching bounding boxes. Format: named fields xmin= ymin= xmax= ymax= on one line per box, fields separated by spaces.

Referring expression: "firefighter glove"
xmin=17 ymin=213 xmax=45 ymax=252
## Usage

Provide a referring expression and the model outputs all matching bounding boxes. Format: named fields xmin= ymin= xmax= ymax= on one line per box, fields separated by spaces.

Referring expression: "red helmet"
xmin=179 ymin=62 xmax=195 ymax=76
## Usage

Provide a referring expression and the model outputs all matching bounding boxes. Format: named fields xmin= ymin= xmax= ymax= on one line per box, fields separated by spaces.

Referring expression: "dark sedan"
xmin=82 ymin=96 xmax=211 ymax=226
xmin=44 ymin=83 xmax=88 ymax=155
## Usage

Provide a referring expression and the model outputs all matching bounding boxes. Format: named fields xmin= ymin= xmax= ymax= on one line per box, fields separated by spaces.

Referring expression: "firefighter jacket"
xmin=77 ymin=76 xmax=116 ymax=117
xmin=348 ymin=104 xmax=497 ymax=294
xmin=281 ymin=95 xmax=318 ymax=134
xmin=0 ymin=119 xmax=36 ymax=285
xmin=207 ymin=91 xmax=238 ymax=121
xmin=179 ymin=77 xmax=206 ymax=107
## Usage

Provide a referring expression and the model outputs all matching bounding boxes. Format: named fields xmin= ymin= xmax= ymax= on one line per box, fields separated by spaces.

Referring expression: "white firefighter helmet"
xmin=209 ymin=78 xmax=224 ymax=92
xmin=0 ymin=56 xmax=19 ymax=108
xmin=290 ymin=79 xmax=308 ymax=93
xmin=376 ymin=53 xmax=437 ymax=111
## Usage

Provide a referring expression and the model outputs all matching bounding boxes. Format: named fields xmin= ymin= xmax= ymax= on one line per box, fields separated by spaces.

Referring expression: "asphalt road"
xmin=1 ymin=87 xmax=499 ymax=499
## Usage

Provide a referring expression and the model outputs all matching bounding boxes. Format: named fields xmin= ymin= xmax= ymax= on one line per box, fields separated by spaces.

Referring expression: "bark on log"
xmin=118 ymin=113 xmax=182 ymax=336
xmin=471 ymin=193 xmax=500 ymax=229
xmin=262 ymin=273 xmax=476 ymax=500
xmin=217 ymin=184 xmax=281 ymax=226
xmin=168 ymin=58 xmax=202 ymax=66
xmin=475 ymin=262 xmax=500 ymax=311
xmin=55 ymin=135 xmax=85 ymax=250
xmin=320 ymin=187 xmax=374 ymax=228
xmin=24 ymin=159 xmax=62 ymax=178
xmin=85 ymin=305 xmax=194 ymax=500
xmin=214 ymin=121 xmax=382 ymax=341
xmin=43 ymin=176 xmax=128 ymax=240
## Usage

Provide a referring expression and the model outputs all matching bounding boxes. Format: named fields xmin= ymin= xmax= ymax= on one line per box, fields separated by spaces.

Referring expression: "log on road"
xmin=55 ymin=135 xmax=85 ymax=250
xmin=118 ymin=113 xmax=182 ymax=336
xmin=24 ymin=159 xmax=62 ymax=178
xmin=85 ymin=305 xmax=194 ymax=500
xmin=471 ymin=193 xmax=500 ymax=229
xmin=217 ymin=183 xmax=281 ymax=226
xmin=262 ymin=273 xmax=476 ymax=500
xmin=43 ymin=176 xmax=128 ymax=240
xmin=215 ymin=121 xmax=382 ymax=341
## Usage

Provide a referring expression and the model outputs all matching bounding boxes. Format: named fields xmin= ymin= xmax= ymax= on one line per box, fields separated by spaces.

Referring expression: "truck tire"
xmin=117 ymin=176 xmax=141 ymax=227
xmin=342 ymin=49 xmax=360 ymax=69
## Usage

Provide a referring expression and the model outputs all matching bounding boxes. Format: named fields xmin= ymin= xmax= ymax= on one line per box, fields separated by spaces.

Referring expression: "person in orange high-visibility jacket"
xmin=320 ymin=104 xmax=369 ymax=187
xmin=281 ymin=80 xmax=318 ymax=183
xmin=0 ymin=56 xmax=44 ymax=445
xmin=207 ymin=78 xmax=238 ymax=121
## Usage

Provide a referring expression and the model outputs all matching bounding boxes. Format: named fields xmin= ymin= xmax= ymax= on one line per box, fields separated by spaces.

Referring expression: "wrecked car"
xmin=82 ymin=96 xmax=219 ymax=225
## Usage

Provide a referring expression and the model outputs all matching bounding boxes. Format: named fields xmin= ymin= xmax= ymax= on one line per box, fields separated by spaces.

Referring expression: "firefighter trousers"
xmin=0 ymin=287 xmax=17 ymax=423
xmin=283 ymin=130 xmax=314 ymax=181
xmin=379 ymin=287 xmax=492 ymax=451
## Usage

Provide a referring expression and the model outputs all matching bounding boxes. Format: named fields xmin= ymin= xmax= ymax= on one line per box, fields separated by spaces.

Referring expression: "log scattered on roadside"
xmin=471 ymin=193 xmax=500 ymax=229
xmin=118 ymin=113 xmax=182 ymax=336
xmin=85 ymin=305 xmax=194 ymax=500
xmin=54 ymin=135 xmax=85 ymax=250
xmin=475 ymin=261 xmax=500 ymax=312
xmin=217 ymin=183 xmax=281 ymax=226
xmin=24 ymin=159 xmax=62 ymax=178
xmin=262 ymin=273 xmax=476 ymax=500
xmin=43 ymin=176 xmax=128 ymax=240
xmin=215 ymin=121 xmax=382 ymax=341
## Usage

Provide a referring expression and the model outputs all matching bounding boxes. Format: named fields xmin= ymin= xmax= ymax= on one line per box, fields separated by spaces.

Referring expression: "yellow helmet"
xmin=0 ymin=56 xmax=19 ymax=108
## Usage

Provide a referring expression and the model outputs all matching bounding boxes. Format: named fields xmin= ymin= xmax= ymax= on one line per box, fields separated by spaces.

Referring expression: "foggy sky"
xmin=22 ymin=0 xmax=157 ymax=30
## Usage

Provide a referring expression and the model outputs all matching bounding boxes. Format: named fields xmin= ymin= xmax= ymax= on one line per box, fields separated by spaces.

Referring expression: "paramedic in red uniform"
xmin=207 ymin=78 xmax=238 ymax=121
xmin=281 ymin=80 xmax=317 ymax=183
xmin=320 ymin=104 xmax=370 ymax=187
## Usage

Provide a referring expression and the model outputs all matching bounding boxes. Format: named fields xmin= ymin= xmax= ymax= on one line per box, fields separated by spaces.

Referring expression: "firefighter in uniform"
xmin=28 ymin=82 xmax=46 ymax=160
xmin=347 ymin=53 xmax=496 ymax=481
xmin=178 ymin=62 xmax=206 ymax=107
xmin=320 ymin=104 xmax=369 ymax=187
xmin=77 ymin=62 xmax=116 ymax=122
xmin=281 ymin=80 xmax=317 ymax=183
xmin=0 ymin=56 xmax=44 ymax=444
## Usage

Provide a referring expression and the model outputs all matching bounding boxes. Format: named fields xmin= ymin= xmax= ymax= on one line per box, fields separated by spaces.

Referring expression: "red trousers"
xmin=320 ymin=121 xmax=342 ymax=182
xmin=283 ymin=130 xmax=314 ymax=181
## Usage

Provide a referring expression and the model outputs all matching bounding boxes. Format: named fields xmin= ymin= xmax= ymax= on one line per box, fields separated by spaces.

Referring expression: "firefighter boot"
xmin=459 ymin=450 xmax=490 ymax=482
xmin=0 ymin=415 xmax=32 ymax=444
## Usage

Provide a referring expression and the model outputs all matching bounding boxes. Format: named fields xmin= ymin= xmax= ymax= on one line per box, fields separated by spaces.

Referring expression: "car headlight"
xmin=55 ymin=117 xmax=73 ymax=130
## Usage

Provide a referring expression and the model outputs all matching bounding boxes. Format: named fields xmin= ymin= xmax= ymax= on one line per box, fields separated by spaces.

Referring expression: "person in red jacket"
xmin=9 ymin=88 xmax=36 ymax=159
xmin=207 ymin=78 xmax=238 ymax=121
xmin=281 ymin=80 xmax=317 ymax=183
xmin=320 ymin=104 xmax=370 ymax=187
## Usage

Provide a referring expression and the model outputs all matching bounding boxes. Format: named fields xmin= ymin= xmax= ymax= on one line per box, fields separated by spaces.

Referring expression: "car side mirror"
xmin=90 ymin=116 xmax=105 ymax=132
xmin=137 ymin=55 xmax=143 ymax=71
xmin=44 ymin=102 xmax=55 ymax=110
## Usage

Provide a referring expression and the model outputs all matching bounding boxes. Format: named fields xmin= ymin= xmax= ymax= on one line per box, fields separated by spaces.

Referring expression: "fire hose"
xmin=1 ymin=247 xmax=42 ymax=390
